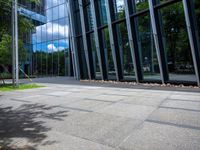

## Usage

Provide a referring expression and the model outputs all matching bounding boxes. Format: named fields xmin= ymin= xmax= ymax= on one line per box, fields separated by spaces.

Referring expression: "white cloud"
xmin=48 ymin=44 xmax=58 ymax=52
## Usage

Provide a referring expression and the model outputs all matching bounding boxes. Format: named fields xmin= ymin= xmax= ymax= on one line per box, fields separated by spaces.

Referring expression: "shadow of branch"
xmin=0 ymin=103 xmax=68 ymax=149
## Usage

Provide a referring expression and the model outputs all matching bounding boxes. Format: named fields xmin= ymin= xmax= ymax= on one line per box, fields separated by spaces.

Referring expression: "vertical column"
xmin=148 ymin=0 xmax=169 ymax=84
xmin=78 ymin=0 xmax=94 ymax=79
xmin=12 ymin=0 xmax=16 ymax=86
xmin=90 ymin=0 xmax=107 ymax=80
xmin=68 ymin=0 xmax=80 ymax=79
xmin=68 ymin=23 xmax=75 ymax=77
xmin=182 ymin=0 xmax=200 ymax=86
xmin=105 ymin=0 xmax=123 ymax=81
xmin=123 ymin=0 xmax=143 ymax=82
xmin=15 ymin=0 xmax=19 ymax=86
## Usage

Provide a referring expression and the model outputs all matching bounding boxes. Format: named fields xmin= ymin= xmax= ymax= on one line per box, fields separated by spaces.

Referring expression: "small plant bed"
xmin=80 ymin=80 xmax=200 ymax=91
xmin=0 ymin=83 xmax=45 ymax=92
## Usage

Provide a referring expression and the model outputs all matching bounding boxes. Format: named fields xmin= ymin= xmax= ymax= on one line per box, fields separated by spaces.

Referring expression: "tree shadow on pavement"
xmin=0 ymin=103 xmax=68 ymax=149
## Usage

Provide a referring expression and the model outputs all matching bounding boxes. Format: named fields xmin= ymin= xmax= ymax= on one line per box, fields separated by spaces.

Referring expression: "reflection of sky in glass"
xmin=32 ymin=0 xmax=69 ymax=52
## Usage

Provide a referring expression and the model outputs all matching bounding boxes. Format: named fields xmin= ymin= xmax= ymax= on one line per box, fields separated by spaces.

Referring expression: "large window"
xmin=96 ymin=0 xmax=108 ymax=26
xmin=115 ymin=22 xmax=135 ymax=80
xmin=136 ymin=13 xmax=161 ymax=80
xmin=32 ymin=0 xmax=70 ymax=77
xmin=100 ymin=28 xmax=116 ymax=79
xmin=112 ymin=0 xmax=125 ymax=20
xmin=159 ymin=2 xmax=196 ymax=82
xmin=87 ymin=33 xmax=101 ymax=79
xmin=194 ymin=0 xmax=200 ymax=40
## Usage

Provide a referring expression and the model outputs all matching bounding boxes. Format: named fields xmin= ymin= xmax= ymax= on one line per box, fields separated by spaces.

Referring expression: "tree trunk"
xmin=0 ymin=64 xmax=9 ymax=85
xmin=0 ymin=74 xmax=5 ymax=85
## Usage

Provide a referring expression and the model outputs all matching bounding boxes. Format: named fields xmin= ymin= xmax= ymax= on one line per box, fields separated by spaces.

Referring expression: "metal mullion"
xmin=111 ymin=18 xmax=126 ymax=25
xmin=78 ymin=0 xmax=94 ymax=79
xmin=130 ymin=9 xmax=149 ymax=18
xmin=105 ymin=0 xmax=123 ymax=81
xmin=97 ymin=24 xmax=108 ymax=30
xmin=182 ymin=0 xmax=200 ymax=86
xmin=154 ymin=0 xmax=182 ymax=9
xmin=91 ymin=0 xmax=107 ymax=80
xmin=68 ymin=0 xmax=80 ymax=79
xmin=148 ymin=0 xmax=169 ymax=84
xmin=86 ymin=30 xmax=94 ymax=34
xmin=123 ymin=0 xmax=143 ymax=82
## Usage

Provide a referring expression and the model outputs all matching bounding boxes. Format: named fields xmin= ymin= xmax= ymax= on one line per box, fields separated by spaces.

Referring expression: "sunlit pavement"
xmin=0 ymin=77 xmax=200 ymax=150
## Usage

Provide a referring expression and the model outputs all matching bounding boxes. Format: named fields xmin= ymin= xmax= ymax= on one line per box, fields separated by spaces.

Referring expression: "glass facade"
xmin=159 ymin=2 xmax=196 ymax=82
xmin=31 ymin=0 xmax=70 ymax=77
xmin=3 ymin=0 xmax=198 ymax=85
xmin=69 ymin=0 xmax=200 ymax=85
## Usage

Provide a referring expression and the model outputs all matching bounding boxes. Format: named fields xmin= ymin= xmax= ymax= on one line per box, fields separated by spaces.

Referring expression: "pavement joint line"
xmin=65 ymin=132 xmax=120 ymax=150
xmin=141 ymin=97 xmax=169 ymax=126
xmin=84 ymin=98 xmax=117 ymax=103
xmin=39 ymin=94 xmax=61 ymax=98
xmin=101 ymin=93 xmax=129 ymax=97
xmin=146 ymin=119 xmax=200 ymax=131
xmin=159 ymin=96 xmax=170 ymax=107
xmin=117 ymin=119 xmax=145 ymax=149
xmin=9 ymin=98 xmax=31 ymax=103
xmin=57 ymin=106 xmax=93 ymax=113
xmin=118 ymin=100 xmax=161 ymax=107
xmin=166 ymin=98 xmax=200 ymax=103
xmin=159 ymin=106 xmax=200 ymax=113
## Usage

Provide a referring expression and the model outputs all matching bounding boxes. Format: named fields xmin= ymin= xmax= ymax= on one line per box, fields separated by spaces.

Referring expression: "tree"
xmin=0 ymin=0 xmax=39 ymax=84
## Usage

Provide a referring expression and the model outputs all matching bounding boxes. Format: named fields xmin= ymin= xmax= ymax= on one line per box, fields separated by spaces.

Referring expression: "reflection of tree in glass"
xmin=161 ymin=2 xmax=194 ymax=74
xmin=0 ymin=0 xmax=39 ymax=80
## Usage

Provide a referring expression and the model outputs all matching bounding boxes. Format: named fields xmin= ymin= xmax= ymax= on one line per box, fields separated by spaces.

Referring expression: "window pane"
xmin=59 ymin=4 xmax=66 ymax=19
xmin=101 ymin=28 xmax=116 ymax=80
xmin=194 ymin=0 xmax=200 ymax=40
xmin=53 ymin=21 xmax=59 ymax=40
xmin=84 ymin=4 xmax=94 ymax=31
xmin=115 ymin=22 xmax=135 ymax=80
xmin=87 ymin=33 xmax=101 ymax=79
xmin=77 ymin=37 xmax=88 ymax=79
xmin=134 ymin=0 xmax=149 ymax=12
xmin=52 ymin=6 xmax=59 ymax=20
xmin=112 ymin=0 xmax=125 ymax=20
xmin=96 ymin=0 xmax=107 ymax=26
xmin=47 ymin=9 xmax=53 ymax=21
xmin=137 ymin=13 xmax=161 ymax=80
xmin=160 ymin=2 xmax=196 ymax=82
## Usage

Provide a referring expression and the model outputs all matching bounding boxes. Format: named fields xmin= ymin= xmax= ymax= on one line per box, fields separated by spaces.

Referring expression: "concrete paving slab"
xmin=63 ymin=99 xmax=112 ymax=111
xmin=120 ymin=122 xmax=200 ymax=150
xmin=148 ymin=107 xmax=200 ymax=129
xmin=42 ymin=91 xmax=72 ymax=97
xmin=49 ymin=112 xmax=142 ymax=147
xmin=91 ymin=95 xmax=128 ymax=102
xmin=169 ymin=94 xmax=200 ymax=101
xmin=161 ymin=99 xmax=200 ymax=111
xmin=37 ymin=131 xmax=116 ymax=150
xmin=120 ymin=96 xmax=164 ymax=107
xmin=96 ymin=103 xmax=156 ymax=120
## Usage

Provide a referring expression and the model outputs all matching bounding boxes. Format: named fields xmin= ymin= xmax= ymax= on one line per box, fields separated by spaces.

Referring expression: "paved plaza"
xmin=0 ymin=78 xmax=200 ymax=150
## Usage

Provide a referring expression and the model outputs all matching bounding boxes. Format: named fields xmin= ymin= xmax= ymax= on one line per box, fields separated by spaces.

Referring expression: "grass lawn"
xmin=0 ymin=84 xmax=45 ymax=92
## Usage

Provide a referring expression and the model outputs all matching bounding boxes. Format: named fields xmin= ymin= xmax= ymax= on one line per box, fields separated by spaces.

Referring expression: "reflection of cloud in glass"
xmin=32 ymin=1 xmax=69 ymax=51
xmin=48 ymin=44 xmax=57 ymax=52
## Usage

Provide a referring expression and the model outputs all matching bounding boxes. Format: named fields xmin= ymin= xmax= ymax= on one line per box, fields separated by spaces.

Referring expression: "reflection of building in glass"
xmin=29 ymin=0 xmax=72 ymax=77
xmin=69 ymin=0 xmax=200 ymax=86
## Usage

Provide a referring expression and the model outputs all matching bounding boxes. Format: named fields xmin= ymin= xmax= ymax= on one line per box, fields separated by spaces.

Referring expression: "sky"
xmin=32 ymin=0 xmax=69 ymax=52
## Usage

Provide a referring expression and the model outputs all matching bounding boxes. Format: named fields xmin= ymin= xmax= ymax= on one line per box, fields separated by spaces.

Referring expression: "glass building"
xmin=27 ymin=0 xmax=72 ymax=77
xmin=68 ymin=0 xmax=200 ymax=86
xmin=1 ymin=0 xmax=199 ymax=86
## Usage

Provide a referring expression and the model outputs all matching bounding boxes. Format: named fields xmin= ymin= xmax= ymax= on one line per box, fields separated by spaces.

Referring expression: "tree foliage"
xmin=0 ymin=0 xmax=38 ymax=75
